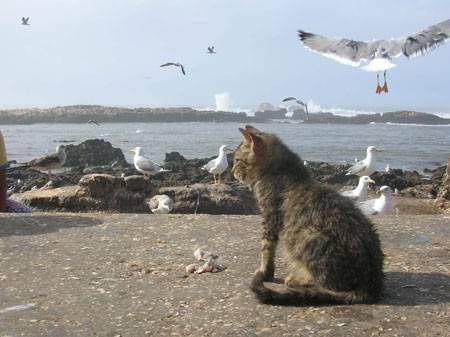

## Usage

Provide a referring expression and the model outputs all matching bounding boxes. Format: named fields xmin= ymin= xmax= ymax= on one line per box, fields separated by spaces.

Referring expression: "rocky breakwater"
xmin=8 ymin=138 xmax=448 ymax=214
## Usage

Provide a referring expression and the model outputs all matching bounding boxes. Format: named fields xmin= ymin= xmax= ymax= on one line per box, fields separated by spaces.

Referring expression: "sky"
xmin=0 ymin=0 xmax=449 ymax=112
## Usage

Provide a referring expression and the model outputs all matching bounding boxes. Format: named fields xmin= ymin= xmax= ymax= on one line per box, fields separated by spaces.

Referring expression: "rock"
xmin=11 ymin=186 xmax=79 ymax=211
xmin=124 ymin=175 xmax=155 ymax=193
xmin=64 ymin=139 xmax=128 ymax=167
xmin=76 ymin=174 xmax=154 ymax=212
xmin=165 ymin=152 xmax=186 ymax=162
xmin=434 ymin=157 xmax=450 ymax=210
xmin=12 ymin=174 xmax=157 ymax=212
xmin=158 ymin=183 xmax=258 ymax=215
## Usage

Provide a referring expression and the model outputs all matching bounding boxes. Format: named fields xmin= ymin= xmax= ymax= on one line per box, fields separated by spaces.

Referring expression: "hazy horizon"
xmin=1 ymin=0 xmax=449 ymax=111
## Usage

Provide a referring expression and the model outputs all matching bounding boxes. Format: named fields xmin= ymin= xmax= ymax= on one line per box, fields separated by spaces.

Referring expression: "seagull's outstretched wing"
xmin=160 ymin=62 xmax=177 ymax=68
xmin=403 ymin=19 xmax=450 ymax=58
xmin=282 ymin=97 xmax=298 ymax=102
xmin=298 ymin=19 xmax=450 ymax=66
xmin=346 ymin=160 xmax=367 ymax=176
xmin=298 ymin=30 xmax=380 ymax=66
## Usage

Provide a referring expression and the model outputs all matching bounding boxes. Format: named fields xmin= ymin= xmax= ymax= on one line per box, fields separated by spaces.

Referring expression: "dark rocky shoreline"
xmin=1 ymin=105 xmax=449 ymax=125
xmin=7 ymin=139 xmax=449 ymax=214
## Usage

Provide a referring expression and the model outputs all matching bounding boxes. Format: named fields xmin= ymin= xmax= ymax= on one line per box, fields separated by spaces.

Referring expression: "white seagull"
xmin=129 ymin=147 xmax=169 ymax=175
xmin=297 ymin=19 xmax=450 ymax=93
xmin=282 ymin=97 xmax=308 ymax=114
xmin=385 ymin=164 xmax=391 ymax=173
xmin=359 ymin=185 xmax=394 ymax=216
xmin=340 ymin=176 xmax=375 ymax=202
xmin=207 ymin=46 xmax=216 ymax=54
xmin=201 ymin=145 xmax=231 ymax=184
xmin=346 ymin=146 xmax=382 ymax=176
xmin=21 ymin=17 xmax=30 ymax=25
xmin=160 ymin=62 xmax=186 ymax=75
xmin=149 ymin=194 xmax=174 ymax=214
xmin=19 ymin=145 xmax=66 ymax=179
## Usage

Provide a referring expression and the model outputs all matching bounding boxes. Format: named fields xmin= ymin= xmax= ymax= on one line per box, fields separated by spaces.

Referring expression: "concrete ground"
xmin=0 ymin=213 xmax=449 ymax=337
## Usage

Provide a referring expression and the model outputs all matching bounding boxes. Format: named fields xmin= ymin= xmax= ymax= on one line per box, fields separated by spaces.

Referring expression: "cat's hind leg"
xmin=285 ymin=262 xmax=314 ymax=289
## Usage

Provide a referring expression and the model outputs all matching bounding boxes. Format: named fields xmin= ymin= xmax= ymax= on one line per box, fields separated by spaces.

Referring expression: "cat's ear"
xmin=245 ymin=125 xmax=261 ymax=133
xmin=249 ymin=133 xmax=265 ymax=156
xmin=239 ymin=128 xmax=252 ymax=143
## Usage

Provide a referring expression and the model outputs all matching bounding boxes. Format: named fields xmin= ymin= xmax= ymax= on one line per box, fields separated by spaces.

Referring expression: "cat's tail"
xmin=250 ymin=272 xmax=376 ymax=306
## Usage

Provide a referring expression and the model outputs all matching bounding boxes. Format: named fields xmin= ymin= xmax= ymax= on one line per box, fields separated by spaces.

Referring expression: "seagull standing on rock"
xmin=346 ymin=146 xmax=382 ymax=176
xmin=130 ymin=147 xmax=169 ymax=175
xmin=201 ymin=145 xmax=231 ymax=185
xmin=19 ymin=145 xmax=66 ymax=179
xmin=340 ymin=176 xmax=375 ymax=202
xmin=359 ymin=185 xmax=394 ymax=216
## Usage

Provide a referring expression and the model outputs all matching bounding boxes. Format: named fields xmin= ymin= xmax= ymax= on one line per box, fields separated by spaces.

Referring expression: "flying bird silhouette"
xmin=207 ymin=46 xmax=216 ymax=54
xmin=282 ymin=97 xmax=308 ymax=118
xmin=160 ymin=62 xmax=186 ymax=75
xmin=21 ymin=17 xmax=30 ymax=25
xmin=87 ymin=119 xmax=101 ymax=126
xmin=297 ymin=19 xmax=450 ymax=93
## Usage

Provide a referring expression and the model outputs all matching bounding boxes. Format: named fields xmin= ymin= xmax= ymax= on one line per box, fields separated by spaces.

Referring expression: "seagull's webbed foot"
xmin=375 ymin=73 xmax=382 ymax=94
xmin=381 ymin=70 xmax=388 ymax=93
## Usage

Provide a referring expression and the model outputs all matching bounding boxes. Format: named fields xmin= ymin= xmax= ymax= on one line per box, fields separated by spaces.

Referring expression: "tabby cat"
xmin=232 ymin=126 xmax=384 ymax=305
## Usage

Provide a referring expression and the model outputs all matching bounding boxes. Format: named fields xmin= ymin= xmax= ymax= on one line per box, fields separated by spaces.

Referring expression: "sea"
xmin=2 ymin=122 xmax=450 ymax=172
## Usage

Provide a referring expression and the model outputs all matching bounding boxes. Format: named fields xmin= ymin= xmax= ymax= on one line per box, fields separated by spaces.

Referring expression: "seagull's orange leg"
xmin=381 ymin=70 xmax=388 ymax=93
xmin=375 ymin=73 xmax=382 ymax=94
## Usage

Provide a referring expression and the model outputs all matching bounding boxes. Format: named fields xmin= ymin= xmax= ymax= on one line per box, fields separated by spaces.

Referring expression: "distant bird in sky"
xmin=346 ymin=146 xmax=382 ymax=176
xmin=359 ymin=185 xmax=394 ymax=216
xmin=207 ymin=46 xmax=216 ymax=54
xmin=21 ymin=17 xmax=30 ymax=25
xmin=297 ymin=19 xmax=450 ymax=93
xmin=340 ymin=176 xmax=375 ymax=202
xmin=282 ymin=97 xmax=308 ymax=119
xmin=87 ymin=119 xmax=101 ymax=126
xmin=130 ymin=147 xmax=169 ymax=175
xmin=19 ymin=145 xmax=66 ymax=179
xmin=201 ymin=145 xmax=231 ymax=185
xmin=160 ymin=62 xmax=186 ymax=75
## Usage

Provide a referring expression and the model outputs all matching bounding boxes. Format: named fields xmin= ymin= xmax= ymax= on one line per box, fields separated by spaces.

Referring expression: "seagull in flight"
xmin=297 ymin=19 xmax=450 ymax=93
xmin=207 ymin=46 xmax=216 ymax=54
xmin=282 ymin=97 xmax=308 ymax=118
xmin=160 ymin=62 xmax=186 ymax=75
xmin=87 ymin=119 xmax=101 ymax=126
xmin=21 ymin=17 xmax=30 ymax=25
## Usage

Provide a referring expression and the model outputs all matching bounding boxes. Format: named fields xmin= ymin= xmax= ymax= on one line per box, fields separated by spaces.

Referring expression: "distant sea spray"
xmin=215 ymin=92 xmax=231 ymax=112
